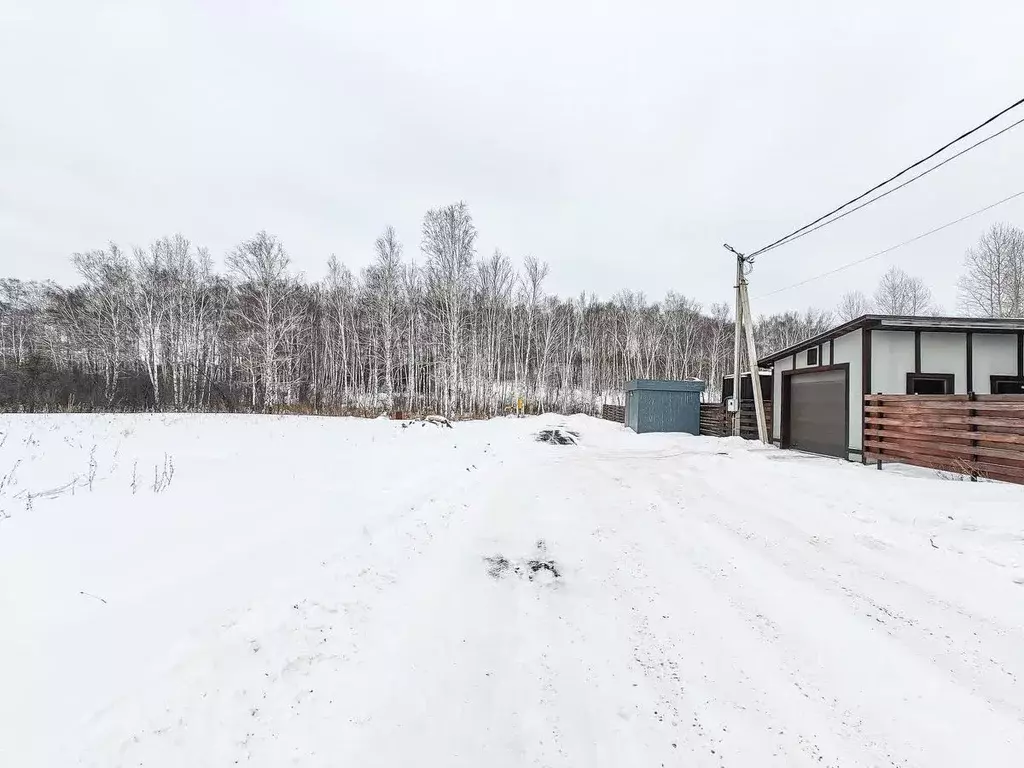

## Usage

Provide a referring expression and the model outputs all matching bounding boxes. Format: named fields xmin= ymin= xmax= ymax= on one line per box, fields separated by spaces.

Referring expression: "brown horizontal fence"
xmin=601 ymin=404 xmax=625 ymax=423
xmin=700 ymin=403 xmax=724 ymax=436
xmin=739 ymin=400 xmax=772 ymax=440
xmin=863 ymin=394 xmax=1024 ymax=484
xmin=700 ymin=400 xmax=771 ymax=440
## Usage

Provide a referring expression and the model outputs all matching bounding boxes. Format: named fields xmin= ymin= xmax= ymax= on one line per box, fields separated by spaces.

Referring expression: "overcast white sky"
xmin=2 ymin=0 xmax=1023 ymax=316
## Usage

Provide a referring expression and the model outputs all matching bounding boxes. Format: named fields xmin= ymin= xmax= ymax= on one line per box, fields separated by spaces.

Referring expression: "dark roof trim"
xmin=758 ymin=315 xmax=875 ymax=366
xmin=625 ymin=379 xmax=705 ymax=392
xmin=723 ymin=371 xmax=773 ymax=379
xmin=757 ymin=314 xmax=1024 ymax=366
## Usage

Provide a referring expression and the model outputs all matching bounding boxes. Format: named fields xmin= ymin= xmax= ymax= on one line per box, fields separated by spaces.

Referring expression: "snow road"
xmin=1 ymin=414 xmax=1023 ymax=766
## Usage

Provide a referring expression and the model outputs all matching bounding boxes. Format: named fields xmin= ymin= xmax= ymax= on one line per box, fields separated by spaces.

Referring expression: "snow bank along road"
xmin=1 ymin=414 xmax=1023 ymax=767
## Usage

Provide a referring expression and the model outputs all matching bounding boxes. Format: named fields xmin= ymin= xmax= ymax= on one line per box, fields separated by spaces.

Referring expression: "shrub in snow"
xmin=152 ymin=454 xmax=175 ymax=493
xmin=87 ymin=446 xmax=98 ymax=492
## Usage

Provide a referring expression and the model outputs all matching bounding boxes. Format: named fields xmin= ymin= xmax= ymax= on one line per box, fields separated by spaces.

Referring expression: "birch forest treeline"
xmin=1 ymin=202 xmax=838 ymax=416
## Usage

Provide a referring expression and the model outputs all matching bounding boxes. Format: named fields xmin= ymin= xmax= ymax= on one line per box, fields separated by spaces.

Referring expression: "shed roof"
xmin=723 ymin=371 xmax=773 ymax=379
xmin=757 ymin=314 xmax=1024 ymax=366
xmin=625 ymin=379 xmax=706 ymax=392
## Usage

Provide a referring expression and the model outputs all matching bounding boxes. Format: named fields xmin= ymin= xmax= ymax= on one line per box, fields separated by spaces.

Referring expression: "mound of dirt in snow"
xmin=536 ymin=429 xmax=578 ymax=445
xmin=401 ymin=415 xmax=453 ymax=429
xmin=484 ymin=540 xmax=561 ymax=582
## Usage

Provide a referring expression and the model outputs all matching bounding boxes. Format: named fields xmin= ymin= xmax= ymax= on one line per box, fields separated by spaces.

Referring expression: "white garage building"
xmin=758 ymin=315 xmax=1024 ymax=461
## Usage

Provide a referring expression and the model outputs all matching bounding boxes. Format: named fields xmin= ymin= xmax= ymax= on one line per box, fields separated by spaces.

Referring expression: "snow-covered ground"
xmin=1 ymin=413 xmax=1023 ymax=767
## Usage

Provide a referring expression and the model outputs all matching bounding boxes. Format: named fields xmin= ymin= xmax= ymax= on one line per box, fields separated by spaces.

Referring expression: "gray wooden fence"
xmin=601 ymin=404 xmax=625 ymax=423
xmin=700 ymin=401 xmax=771 ymax=440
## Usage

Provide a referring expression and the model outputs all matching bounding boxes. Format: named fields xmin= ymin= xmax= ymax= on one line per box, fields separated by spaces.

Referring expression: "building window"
xmin=806 ymin=347 xmax=819 ymax=366
xmin=991 ymin=376 xmax=1024 ymax=394
xmin=906 ymin=373 xmax=954 ymax=395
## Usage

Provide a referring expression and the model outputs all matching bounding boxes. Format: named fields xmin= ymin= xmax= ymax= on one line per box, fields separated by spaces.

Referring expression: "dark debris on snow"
xmin=484 ymin=539 xmax=561 ymax=582
xmin=536 ymin=429 xmax=579 ymax=445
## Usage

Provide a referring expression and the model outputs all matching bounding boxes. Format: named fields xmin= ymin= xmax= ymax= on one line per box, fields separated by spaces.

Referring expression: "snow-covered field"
xmin=1 ymin=413 xmax=1023 ymax=767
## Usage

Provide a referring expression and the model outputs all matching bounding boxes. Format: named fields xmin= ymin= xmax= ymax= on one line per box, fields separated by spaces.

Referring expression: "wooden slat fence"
xmin=700 ymin=403 xmax=725 ymax=436
xmin=739 ymin=400 xmax=772 ymax=440
xmin=700 ymin=401 xmax=771 ymax=440
xmin=863 ymin=394 xmax=1024 ymax=484
xmin=601 ymin=404 xmax=625 ymax=423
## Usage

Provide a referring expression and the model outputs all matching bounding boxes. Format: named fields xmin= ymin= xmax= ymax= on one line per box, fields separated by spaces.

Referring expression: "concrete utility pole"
xmin=729 ymin=248 xmax=744 ymax=437
xmin=723 ymin=244 xmax=769 ymax=443
xmin=740 ymin=282 xmax=769 ymax=443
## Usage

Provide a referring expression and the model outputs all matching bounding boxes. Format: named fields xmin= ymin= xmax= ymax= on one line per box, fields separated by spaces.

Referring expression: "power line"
xmin=747 ymin=95 xmax=1024 ymax=259
xmin=753 ymin=189 xmax=1024 ymax=299
xmin=754 ymin=114 xmax=1024 ymax=255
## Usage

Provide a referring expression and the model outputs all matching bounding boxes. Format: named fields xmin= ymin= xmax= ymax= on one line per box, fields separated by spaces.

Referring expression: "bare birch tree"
xmin=364 ymin=226 xmax=404 ymax=405
xmin=422 ymin=202 xmax=477 ymax=415
xmin=227 ymin=231 xmax=297 ymax=409
xmin=874 ymin=266 xmax=932 ymax=316
xmin=836 ymin=290 xmax=872 ymax=322
xmin=69 ymin=244 xmax=134 ymax=402
xmin=519 ymin=255 xmax=549 ymax=396
xmin=957 ymin=223 xmax=1024 ymax=318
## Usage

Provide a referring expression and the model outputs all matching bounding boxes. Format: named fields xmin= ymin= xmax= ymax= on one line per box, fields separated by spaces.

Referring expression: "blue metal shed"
xmin=625 ymin=379 xmax=705 ymax=434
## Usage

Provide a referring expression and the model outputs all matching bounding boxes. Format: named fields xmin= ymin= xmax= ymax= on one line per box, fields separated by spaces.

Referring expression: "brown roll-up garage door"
xmin=785 ymin=368 xmax=847 ymax=458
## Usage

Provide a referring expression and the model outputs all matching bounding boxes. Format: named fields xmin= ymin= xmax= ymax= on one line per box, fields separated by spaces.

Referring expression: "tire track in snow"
xmin=567 ymin=455 xmax=866 ymax=767
xmin=634 ymin=453 xmax=1024 ymax=727
xmin=590 ymin=450 xmax=1024 ymax=767
xmin=590 ymin=441 xmax=1024 ymax=717
xmin=316 ymin=447 xmax=675 ymax=767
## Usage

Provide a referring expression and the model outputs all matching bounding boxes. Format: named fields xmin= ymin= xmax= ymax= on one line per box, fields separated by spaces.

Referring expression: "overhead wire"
xmin=752 ymin=114 xmax=1024 ymax=256
xmin=753 ymin=189 xmax=1024 ymax=299
xmin=746 ymin=95 xmax=1024 ymax=259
